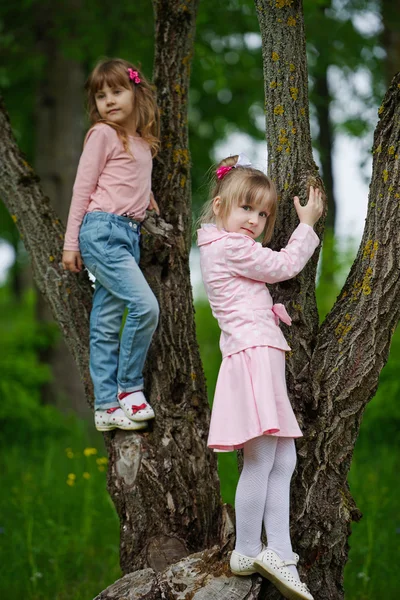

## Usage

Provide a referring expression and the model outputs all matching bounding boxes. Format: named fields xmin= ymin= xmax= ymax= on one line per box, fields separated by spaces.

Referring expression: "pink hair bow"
xmin=128 ymin=68 xmax=141 ymax=84
xmin=216 ymin=165 xmax=233 ymax=180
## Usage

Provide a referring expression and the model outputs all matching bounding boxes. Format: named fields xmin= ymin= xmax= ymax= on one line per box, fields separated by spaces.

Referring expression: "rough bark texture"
xmin=255 ymin=2 xmax=400 ymax=599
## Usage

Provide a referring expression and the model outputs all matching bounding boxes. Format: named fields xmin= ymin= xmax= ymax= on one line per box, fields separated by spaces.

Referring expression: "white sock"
xmin=234 ymin=435 xmax=278 ymax=557
xmin=264 ymin=437 xmax=299 ymax=580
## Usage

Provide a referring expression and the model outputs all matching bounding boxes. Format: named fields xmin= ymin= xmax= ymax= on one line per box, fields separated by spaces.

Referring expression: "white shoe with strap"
xmin=230 ymin=550 xmax=257 ymax=576
xmin=118 ymin=390 xmax=155 ymax=422
xmin=95 ymin=407 xmax=148 ymax=431
xmin=230 ymin=545 xmax=267 ymax=576
xmin=254 ymin=548 xmax=314 ymax=600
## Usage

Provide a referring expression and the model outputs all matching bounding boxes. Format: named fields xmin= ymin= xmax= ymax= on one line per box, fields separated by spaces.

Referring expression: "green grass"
xmin=0 ymin=419 xmax=121 ymax=600
xmin=345 ymin=439 xmax=400 ymax=599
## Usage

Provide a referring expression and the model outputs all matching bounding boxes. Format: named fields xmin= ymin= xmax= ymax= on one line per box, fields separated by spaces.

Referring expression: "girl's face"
xmin=213 ymin=197 xmax=269 ymax=240
xmin=95 ymin=83 xmax=135 ymax=132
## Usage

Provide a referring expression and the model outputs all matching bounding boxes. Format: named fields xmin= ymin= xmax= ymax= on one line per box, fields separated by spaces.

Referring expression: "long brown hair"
xmin=198 ymin=155 xmax=277 ymax=244
xmin=85 ymin=57 xmax=160 ymax=157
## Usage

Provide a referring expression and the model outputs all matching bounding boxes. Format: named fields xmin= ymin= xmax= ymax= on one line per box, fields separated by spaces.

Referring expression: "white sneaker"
xmin=230 ymin=549 xmax=257 ymax=576
xmin=254 ymin=548 xmax=313 ymax=600
xmin=95 ymin=407 xmax=148 ymax=431
xmin=118 ymin=390 xmax=155 ymax=422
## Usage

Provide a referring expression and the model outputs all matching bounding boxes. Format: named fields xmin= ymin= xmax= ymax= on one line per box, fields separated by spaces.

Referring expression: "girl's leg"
xmin=79 ymin=214 xmax=158 ymax=409
xmin=235 ymin=435 xmax=278 ymax=557
xmin=263 ymin=437 xmax=298 ymax=577
xmin=117 ymin=260 xmax=159 ymax=393
xmin=90 ymin=281 xmax=125 ymax=409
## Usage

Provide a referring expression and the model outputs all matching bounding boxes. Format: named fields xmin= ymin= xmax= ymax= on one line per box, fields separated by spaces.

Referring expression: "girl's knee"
xmin=275 ymin=438 xmax=297 ymax=473
xmin=147 ymin=295 xmax=159 ymax=328
xmin=128 ymin=294 xmax=159 ymax=329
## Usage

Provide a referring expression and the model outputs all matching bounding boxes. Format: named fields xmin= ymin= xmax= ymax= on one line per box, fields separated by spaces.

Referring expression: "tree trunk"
xmin=33 ymin=13 xmax=88 ymax=415
xmin=2 ymin=1 xmax=400 ymax=599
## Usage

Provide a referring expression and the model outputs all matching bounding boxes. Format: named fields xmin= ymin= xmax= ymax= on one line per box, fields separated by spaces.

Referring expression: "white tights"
xmin=234 ymin=435 xmax=298 ymax=578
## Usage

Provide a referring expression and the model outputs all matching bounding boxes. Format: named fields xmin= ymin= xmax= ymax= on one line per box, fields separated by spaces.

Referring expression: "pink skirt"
xmin=208 ymin=346 xmax=302 ymax=452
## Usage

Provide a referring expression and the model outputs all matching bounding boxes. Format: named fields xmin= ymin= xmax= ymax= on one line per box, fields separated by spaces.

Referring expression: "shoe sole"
xmin=96 ymin=422 xmax=148 ymax=432
xmin=253 ymin=561 xmax=311 ymax=600
xmin=230 ymin=568 xmax=257 ymax=576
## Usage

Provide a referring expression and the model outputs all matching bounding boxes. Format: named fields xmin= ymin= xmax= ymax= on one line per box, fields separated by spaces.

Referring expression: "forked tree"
xmin=1 ymin=1 xmax=399 ymax=599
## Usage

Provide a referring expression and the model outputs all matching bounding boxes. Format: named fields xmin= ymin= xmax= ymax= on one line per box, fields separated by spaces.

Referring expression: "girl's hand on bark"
xmin=294 ymin=186 xmax=324 ymax=227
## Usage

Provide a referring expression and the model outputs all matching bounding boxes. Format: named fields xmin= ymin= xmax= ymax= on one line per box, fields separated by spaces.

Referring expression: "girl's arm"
xmin=63 ymin=126 xmax=111 ymax=253
xmin=225 ymin=223 xmax=320 ymax=284
xmin=225 ymin=186 xmax=323 ymax=283
xmin=148 ymin=191 xmax=160 ymax=215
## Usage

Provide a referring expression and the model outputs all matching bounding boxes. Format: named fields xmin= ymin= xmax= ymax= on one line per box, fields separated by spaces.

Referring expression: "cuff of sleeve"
xmin=63 ymin=245 xmax=80 ymax=252
xmin=297 ymin=222 xmax=320 ymax=245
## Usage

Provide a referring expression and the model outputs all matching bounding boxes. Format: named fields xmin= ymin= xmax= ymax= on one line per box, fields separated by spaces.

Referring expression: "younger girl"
xmin=62 ymin=58 xmax=160 ymax=432
xmin=197 ymin=154 xmax=323 ymax=600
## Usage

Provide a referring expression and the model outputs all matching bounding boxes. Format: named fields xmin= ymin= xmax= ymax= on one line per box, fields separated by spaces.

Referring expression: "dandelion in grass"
xmin=67 ymin=473 xmax=76 ymax=486
xmin=96 ymin=457 xmax=108 ymax=465
xmin=84 ymin=447 xmax=98 ymax=457
xmin=65 ymin=447 xmax=74 ymax=458
xmin=83 ymin=472 xmax=91 ymax=479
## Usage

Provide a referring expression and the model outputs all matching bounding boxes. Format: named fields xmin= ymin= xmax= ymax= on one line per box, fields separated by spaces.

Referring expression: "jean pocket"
xmin=95 ymin=221 xmax=115 ymax=257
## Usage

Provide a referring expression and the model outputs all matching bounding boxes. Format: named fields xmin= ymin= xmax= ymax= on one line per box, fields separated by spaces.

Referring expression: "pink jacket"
xmin=197 ymin=223 xmax=320 ymax=358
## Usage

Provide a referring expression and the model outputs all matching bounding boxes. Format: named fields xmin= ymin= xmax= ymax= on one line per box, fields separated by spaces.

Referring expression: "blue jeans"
xmin=79 ymin=212 xmax=159 ymax=410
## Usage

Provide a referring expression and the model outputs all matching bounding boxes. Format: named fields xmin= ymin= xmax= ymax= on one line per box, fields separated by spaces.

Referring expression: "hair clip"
xmin=216 ymin=154 xmax=252 ymax=180
xmin=128 ymin=68 xmax=141 ymax=84
xmin=216 ymin=166 xmax=233 ymax=180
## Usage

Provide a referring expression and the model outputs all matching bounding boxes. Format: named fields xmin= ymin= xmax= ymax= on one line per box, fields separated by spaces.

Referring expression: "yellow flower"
xmin=96 ymin=457 xmax=108 ymax=466
xmin=98 ymin=466 xmax=106 ymax=472
xmin=67 ymin=473 xmax=76 ymax=486
xmin=83 ymin=472 xmax=91 ymax=480
xmin=84 ymin=448 xmax=98 ymax=457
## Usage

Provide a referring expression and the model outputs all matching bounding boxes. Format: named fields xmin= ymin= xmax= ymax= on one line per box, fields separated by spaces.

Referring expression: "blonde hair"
xmin=198 ymin=156 xmax=277 ymax=244
xmin=85 ymin=57 xmax=160 ymax=157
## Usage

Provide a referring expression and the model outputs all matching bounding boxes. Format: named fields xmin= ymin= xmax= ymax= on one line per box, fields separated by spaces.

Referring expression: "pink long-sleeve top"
xmin=63 ymin=123 xmax=152 ymax=251
xmin=197 ymin=223 xmax=320 ymax=358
